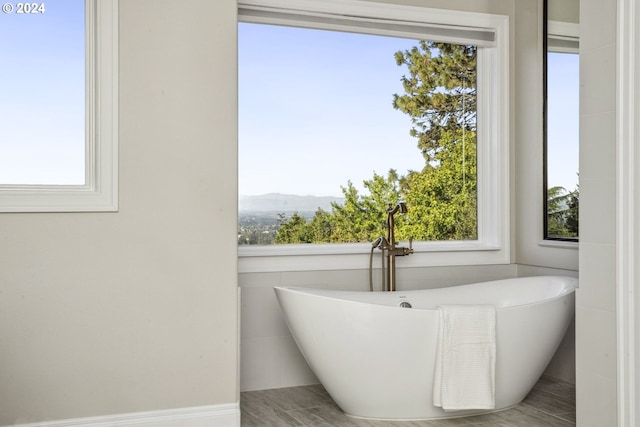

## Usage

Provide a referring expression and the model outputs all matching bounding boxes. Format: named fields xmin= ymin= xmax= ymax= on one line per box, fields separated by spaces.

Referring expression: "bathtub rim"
xmin=274 ymin=275 xmax=578 ymax=312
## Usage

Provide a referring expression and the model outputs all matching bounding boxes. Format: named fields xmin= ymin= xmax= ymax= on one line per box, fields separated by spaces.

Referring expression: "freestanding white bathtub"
xmin=274 ymin=275 xmax=577 ymax=420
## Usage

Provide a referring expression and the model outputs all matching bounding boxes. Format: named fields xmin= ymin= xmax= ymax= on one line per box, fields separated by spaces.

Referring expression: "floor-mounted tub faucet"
xmin=370 ymin=202 xmax=413 ymax=292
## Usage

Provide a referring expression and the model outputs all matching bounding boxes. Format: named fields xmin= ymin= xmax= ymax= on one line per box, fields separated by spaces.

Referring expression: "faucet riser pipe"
xmin=387 ymin=254 xmax=396 ymax=292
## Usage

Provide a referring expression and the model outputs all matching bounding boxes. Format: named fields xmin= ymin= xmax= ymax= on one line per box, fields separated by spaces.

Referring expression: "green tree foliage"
xmin=566 ymin=189 xmax=579 ymax=235
xmin=274 ymin=212 xmax=308 ymax=244
xmin=547 ymin=185 xmax=579 ymax=239
xmin=274 ymin=41 xmax=477 ymax=244
xmin=274 ymin=172 xmax=403 ymax=244
xmin=400 ymin=129 xmax=477 ymax=241
xmin=330 ymin=172 xmax=403 ymax=242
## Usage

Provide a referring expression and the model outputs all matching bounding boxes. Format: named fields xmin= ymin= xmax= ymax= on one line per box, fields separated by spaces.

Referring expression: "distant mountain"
xmin=239 ymin=193 xmax=344 ymax=213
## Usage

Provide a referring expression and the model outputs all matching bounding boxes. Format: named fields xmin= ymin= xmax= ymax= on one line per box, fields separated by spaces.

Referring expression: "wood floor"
xmin=240 ymin=375 xmax=575 ymax=426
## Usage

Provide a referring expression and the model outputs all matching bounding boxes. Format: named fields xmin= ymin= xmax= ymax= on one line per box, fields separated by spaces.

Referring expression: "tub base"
xmin=343 ymin=403 xmax=520 ymax=421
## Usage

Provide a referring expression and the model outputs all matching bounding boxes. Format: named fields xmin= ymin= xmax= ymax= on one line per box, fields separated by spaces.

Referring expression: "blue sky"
xmin=1 ymin=15 xmax=578 ymax=193
xmin=547 ymin=52 xmax=580 ymax=192
xmin=239 ymin=23 xmax=425 ymax=197
xmin=239 ymin=23 xmax=580 ymax=198
xmin=0 ymin=0 xmax=85 ymax=185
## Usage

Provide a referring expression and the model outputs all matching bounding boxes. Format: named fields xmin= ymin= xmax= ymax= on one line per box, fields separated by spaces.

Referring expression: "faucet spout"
xmin=386 ymin=201 xmax=407 ymax=216
xmin=385 ymin=202 xmax=407 ymax=248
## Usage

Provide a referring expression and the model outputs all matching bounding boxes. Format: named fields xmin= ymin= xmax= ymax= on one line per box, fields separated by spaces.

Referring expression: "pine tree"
xmin=393 ymin=41 xmax=477 ymax=163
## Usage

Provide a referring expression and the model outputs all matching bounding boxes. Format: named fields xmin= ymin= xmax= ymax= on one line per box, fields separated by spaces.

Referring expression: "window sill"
xmin=238 ymin=242 xmax=509 ymax=273
xmin=538 ymin=239 xmax=579 ymax=250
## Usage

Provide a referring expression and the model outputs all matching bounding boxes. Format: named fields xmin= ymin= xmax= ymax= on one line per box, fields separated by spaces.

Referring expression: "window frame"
xmin=237 ymin=0 xmax=510 ymax=272
xmin=0 ymin=0 xmax=118 ymax=213
xmin=542 ymin=0 xmax=579 ymax=244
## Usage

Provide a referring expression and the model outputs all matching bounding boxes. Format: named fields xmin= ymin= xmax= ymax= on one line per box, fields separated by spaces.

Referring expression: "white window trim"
xmin=547 ymin=20 xmax=579 ymax=53
xmin=237 ymin=0 xmax=510 ymax=273
xmin=617 ymin=0 xmax=639 ymax=421
xmin=0 ymin=0 xmax=118 ymax=212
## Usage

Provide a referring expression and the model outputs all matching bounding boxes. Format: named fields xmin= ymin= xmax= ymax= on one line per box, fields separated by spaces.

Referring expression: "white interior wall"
xmin=576 ymin=0 xmax=619 ymax=425
xmin=547 ymin=0 xmax=579 ymax=24
xmin=0 ymin=1 xmax=239 ymax=425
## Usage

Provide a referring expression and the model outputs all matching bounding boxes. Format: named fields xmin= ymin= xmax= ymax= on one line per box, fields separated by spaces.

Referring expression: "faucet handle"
xmin=405 ymin=238 xmax=414 ymax=255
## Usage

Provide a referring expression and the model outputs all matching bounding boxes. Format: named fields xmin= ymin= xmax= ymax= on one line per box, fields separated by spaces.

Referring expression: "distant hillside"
xmin=239 ymin=193 xmax=344 ymax=213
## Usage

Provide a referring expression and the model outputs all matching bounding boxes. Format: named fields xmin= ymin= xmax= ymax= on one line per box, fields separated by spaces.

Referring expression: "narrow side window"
xmin=544 ymin=0 xmax=579 ymax=241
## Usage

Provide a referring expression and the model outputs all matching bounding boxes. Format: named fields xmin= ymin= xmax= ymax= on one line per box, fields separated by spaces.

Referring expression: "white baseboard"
xmin=7 ymin=403 xmax=240 ymax=427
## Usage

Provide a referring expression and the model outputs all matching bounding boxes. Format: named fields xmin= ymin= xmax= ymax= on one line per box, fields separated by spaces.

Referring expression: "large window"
xmin=239 ymin=25 xmax=477 ymax=244
xmin=238 ymin=0 xmax=509 ymax=270
xmin=0 ymin=0 xmax=118 ymax=212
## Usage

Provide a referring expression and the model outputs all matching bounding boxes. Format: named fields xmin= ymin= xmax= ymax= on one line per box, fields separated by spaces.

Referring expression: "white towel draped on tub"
xmin=433 ymin=305 xmax=496 ymax=411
